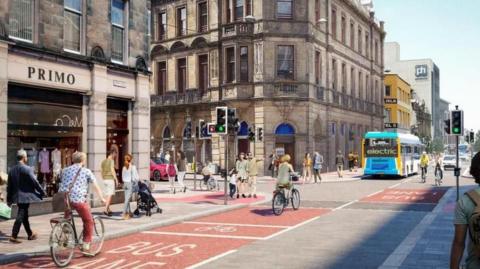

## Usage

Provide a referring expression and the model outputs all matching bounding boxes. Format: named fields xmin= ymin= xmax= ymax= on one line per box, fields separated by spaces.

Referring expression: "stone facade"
xmin=150 ymin=0 xmax=385 ymax=174
xmin=0 ymin=0 xmax=151 ymax=181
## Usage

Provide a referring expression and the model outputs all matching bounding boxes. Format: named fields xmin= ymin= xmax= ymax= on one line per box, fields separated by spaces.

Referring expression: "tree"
xmin=431 ymin=137 xmax=444 ymax=154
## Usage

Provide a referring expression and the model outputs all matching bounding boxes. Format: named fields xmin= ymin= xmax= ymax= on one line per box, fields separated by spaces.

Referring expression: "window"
xmin=111 ymin=0 xmax=126 ymax=63
xmin=350 ymin=21 xmax=355 ymax=48
xmin=9 ymin=0 xmax=35 ymax=42
xmin=246 ymin=0 xmax=252 ymax=16
xmin=331 ymin=7 xmax=337 ymax=40
xmin=315 ymin=0 xmax=320 ymax=22
xmin=341 ymin=63 xmax=346 ymax=92
xmin=198 ymin=2 xmax=208 ymax=32
xmin=341 ymin=15 xmax=346 ymax=44
xmin=177 ymin=58 xmax=187 ymax=93
xmin=374 ymin=40 xmax=379 ymax=63
xmin=235 ymin=0 xmax=244 ymax=21
xmin=358 ymin=71 xmax=363 ymax=99
xmin=157 ymin=12 xmax=166 ymax=40
xmin=177 ymin=7 xmax=186 ymax=36
xmin=198 ymin=55 xmax=208 ymax=92
xmin=365 ymin=32 xmax=369 ymax=58
xmin=277 ymin=45 xmax=294 ymax=80
xmin=147 ymin=9 xmax=151 ymax=41
xmin=226 ymin=47 xmax=235 ymax=82
xmin=315 ymin=51 xmax=321 ymax=84
xmin=366 ymin=74 xmax=370 ymax=101
xmin=350 ymin=67 xmax=355 ymax=96
xmin=385 ymin=85 xmax=391 ymax=96
xmin=332 ymin=59 xmax=337 ymax=90
xmin=64 ymin=0 xmax=82 ymax=53
xmin=277 ymin=0 xmax=293 ymax=19
xmin=240 ymin=46 xmax=249 ymax=82
xmin=157 ymin=61 xmax=166 ymax=95
xmin=226 ymin=0 xmax=231 ymax=23
xmin=357 ymin=27 xmax=362 ymax=54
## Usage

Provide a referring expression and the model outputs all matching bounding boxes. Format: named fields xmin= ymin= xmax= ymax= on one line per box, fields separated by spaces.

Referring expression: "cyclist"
xmin=435 ymin=153 xmax=444 ymax=180
xmin=275 ymin=154 xmax=295 ymax=192
xmin=59 ymin=152 xmax=105 ymax=256
xmin=420 ymin=151 xmax=430 ymax=180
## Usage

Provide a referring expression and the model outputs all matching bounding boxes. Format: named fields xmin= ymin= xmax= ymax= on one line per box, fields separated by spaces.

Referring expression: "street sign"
xmin=384 ymin=98 xmax=398 ymax=104
xmin=384 ymin=123 xmax=398 ymax=129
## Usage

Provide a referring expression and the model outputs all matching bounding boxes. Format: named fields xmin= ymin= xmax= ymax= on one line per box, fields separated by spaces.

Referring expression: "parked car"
xmin=150 ymin=158 xmax=176 ymax=181
xmin=442 ymin=155 xmax=459 ymax=170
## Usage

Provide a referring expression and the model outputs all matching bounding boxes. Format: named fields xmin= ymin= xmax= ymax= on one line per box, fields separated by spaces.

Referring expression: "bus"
xmin=362 ymin=132 xmax=424 ymax=177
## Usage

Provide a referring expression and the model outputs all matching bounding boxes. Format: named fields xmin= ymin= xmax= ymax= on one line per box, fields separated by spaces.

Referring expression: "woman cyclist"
xmin=276 ymin=154 xmax=295 ymax=191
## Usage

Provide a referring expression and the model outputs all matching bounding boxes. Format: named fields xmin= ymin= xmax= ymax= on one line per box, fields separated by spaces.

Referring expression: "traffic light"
xmin=248 ymin=127 xmax=255 ymax=141
xmin=216 ymin=106 xmax=227 ymax=134
xmin=444 ymin=119 xmax=451 ymax=135
xmin=470 ymin=131 xmax=475 ymax=143
xmin=450 ymin=110 xmax=464 ymax=136
xmin=207 ymin=123 xmax=216 ymax=135
xmin=227 ymin=108 xmax=239 ymax=132
xmin=198 ymin=119 xmax=208 ymax=139
xmin=256 ymin=127 xmax=264 ymax=141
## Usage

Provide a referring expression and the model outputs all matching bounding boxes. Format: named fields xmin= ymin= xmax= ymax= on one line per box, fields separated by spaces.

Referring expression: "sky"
xmin=374 ymin=0 xmax=480 ymax=132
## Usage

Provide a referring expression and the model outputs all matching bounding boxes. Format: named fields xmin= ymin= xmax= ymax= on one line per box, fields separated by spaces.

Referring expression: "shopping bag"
xmin=0 ymin=202 xmax=12 ymax=219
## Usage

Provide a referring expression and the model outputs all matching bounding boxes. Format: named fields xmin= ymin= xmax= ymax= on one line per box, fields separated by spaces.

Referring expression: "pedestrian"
xmin=275 ymin=154 xmax=295 ymax=191
xmin=302 ymin=153 xmax=313 ymax=184
xmin=247 ymin=152 xmax=262 ymax=198
xmin=101 ymin=149 xmax=118 ymax=216
xmin=201 ymin=162 xmax=211 ymax=189
xmin=353 ymin=151 xmax=359 ymax=171
xmin=167 ymin=155 xmax=176 ymax=193
xmin=268 ymin=150 xmax=277 ymax=178
xmin=348 ymin=151 xmax=355 ymax=172
xmin=0 ymin=168 xmax=7 ymax=202
xmin=6 ymin=149 xmax=45 ymax=243
xmin=336 ymin=150 xmax=345 ymax=178
xmin=229 ymin=168 xmax=237 ymax=199
xmin=122 ymin=154 xmax=139 ymax=220
xmin=450 ymin=152 xmax=480 ymax=269
xmin=236 ymin=153 xmax=249 ymax=198
xmin=176 ymin=150 xmax=187 ymax=192
xmin=313 ymin=152 xmax=324 ymax=183
xmin=59 ymin=152 xmax=105 ymax=255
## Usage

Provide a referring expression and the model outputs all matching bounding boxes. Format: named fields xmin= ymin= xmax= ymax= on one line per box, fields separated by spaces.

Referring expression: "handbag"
xmin=0 ymin=202 xmax=11 ymax=219
xmin=59 ymin=168 xmax=82 ymax=212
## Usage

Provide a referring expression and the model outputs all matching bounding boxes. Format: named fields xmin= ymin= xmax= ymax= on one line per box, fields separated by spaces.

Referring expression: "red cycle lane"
xmin=361 ymin=188 xmax=447 ymax=204
xmin=4 ymin=207 xmax=329 ymax=269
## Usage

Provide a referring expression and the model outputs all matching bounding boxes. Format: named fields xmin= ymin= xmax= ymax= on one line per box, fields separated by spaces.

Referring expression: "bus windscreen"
xmin=364 ymin=138 xmax=398 ymax=157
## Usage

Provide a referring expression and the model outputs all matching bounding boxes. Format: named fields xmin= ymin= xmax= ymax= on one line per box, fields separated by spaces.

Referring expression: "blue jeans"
xmin=123 ymin=182 xmax=133 ymax=214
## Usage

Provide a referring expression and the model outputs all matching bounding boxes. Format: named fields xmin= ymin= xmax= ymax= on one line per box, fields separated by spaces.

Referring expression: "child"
xmin=229 ymin=168 xmax=237 ymax=198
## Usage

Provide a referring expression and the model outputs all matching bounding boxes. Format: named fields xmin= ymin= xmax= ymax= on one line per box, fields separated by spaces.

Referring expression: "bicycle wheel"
xmin=50 ymin=221 xmax=75 ymax=268
xmin=80 ymin=216 xmax=105 ymax=255
xmin=291 ymin=189 xmax=301 ymax=210
xmin=272 ymin=192 xmax=286 ymax=216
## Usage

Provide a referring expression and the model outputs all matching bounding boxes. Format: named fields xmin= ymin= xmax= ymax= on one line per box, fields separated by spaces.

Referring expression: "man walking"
xmin=247 ymin=153 xmax=263 ymax=199
xmin=313 ymin=152 xmax=324 ymax=183
xmin=336 ymin=150 xmax=345 ymax=178
xmin=7 ymin=149 xmax=45 ymax=243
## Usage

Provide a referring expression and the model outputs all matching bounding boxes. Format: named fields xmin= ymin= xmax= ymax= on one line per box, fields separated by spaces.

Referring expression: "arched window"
xmin=275 ymin=123 xmax=295 ymax=135
xmin=162 ymin=126 xmax=171 ymax=139
xmin=238 ymin=121 xmax=249 ymax=136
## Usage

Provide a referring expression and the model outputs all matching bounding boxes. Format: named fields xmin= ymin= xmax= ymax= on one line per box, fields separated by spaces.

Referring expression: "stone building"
xmin=0 ymin=0 xmax=151 ymax=184
xmin=150 ymin=0 xmax=385 ymax=174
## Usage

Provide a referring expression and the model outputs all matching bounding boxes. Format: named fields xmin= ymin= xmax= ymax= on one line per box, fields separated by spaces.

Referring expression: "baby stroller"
xmin=133 ymin=181 xmax=162 ymax=217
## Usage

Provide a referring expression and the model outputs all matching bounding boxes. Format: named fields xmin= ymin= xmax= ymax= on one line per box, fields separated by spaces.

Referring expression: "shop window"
xmin=277 ymin=0 xmax=293 ymax=19
xmin=177 ymin=6 xmax=186 ymax=36
xmin=198 ymin=2 xmax=208 ymax=32
xmin=158 ymin=12 xmax=166 ymax=40
xmin=225 ymin=47 xmax=235 ymax=83
xmin=107 ymin=98 xmax=129 ymax=180
xmin=9 ymin=0 xmax=35 ymax=42
xmin=239 ymin=46 xmax=249 ymax=82
xmin=277 ymin=45 xmax=294 ymax=80
xmin=64 ymin=0 xmax=82 ymax=53
xmin=111 ymin=0 xmax=126 ymax=63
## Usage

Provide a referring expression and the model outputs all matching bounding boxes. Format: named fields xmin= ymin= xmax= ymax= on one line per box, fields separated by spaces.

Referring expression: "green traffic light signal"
xmin=216 ymin=125 xmax=225 ymax=132
xmin=453 ymin=127 xmax=460 ymax=134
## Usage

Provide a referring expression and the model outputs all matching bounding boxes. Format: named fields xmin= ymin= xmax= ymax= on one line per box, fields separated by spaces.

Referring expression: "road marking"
xmin=366 ymin=190 xmax=384 ymax=197
xmin=142 ymin=231 xmax=263 ymax=240
xmin=261 ymin=216 xmax=321 ymax=241
xmin=184 ymin=221 xmax=290 ymax=229
xmin=333 ymin=200 xmax=358 ymax=211
xmin=185 ymin=249 xmax=237 ymax=269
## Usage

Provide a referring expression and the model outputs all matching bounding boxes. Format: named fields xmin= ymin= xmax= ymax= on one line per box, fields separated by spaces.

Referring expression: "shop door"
xmin=237 ymin=138 xmax=249 ymax=155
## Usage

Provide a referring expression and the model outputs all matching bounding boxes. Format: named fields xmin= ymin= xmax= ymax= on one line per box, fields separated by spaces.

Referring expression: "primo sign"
xmin=415 ymin=65 xmax=428 ymax=79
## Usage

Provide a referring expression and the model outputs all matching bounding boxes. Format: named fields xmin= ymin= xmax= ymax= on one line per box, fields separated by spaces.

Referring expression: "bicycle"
xmin=49 ymin=211 xmax=105 ymax=267
xmin=420 ymin=165 xmax=427 ymax=183
xmin=434 ymin=165 xmax=443 ymax=186
xmin=272 ymin=174 xmax=301 ymax=216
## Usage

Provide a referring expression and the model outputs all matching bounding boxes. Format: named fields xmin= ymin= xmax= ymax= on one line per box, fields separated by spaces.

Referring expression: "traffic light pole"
xmin=456 ymin=135 xmax=460 ymax=201
xmin=224 ymin=133 xmax=229 ymax=205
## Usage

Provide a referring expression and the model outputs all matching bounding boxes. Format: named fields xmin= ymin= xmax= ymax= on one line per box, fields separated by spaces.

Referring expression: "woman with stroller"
xmin=122 ymin=154 xmax=139 ymax=220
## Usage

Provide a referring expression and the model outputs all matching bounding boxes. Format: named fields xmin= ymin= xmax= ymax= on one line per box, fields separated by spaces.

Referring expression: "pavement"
xmin=0 ymin=181 xmax=271 ymax=265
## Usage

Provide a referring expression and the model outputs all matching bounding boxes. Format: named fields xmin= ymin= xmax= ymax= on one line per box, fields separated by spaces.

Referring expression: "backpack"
xmin=466 ymin=190 xmax=480 ymax=257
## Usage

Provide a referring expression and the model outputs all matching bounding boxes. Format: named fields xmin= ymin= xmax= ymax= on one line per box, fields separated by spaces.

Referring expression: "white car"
xmin=442 ymin=155 xmax=459 ymax=170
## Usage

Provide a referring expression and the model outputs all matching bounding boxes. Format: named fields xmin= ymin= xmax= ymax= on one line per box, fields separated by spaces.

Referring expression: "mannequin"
xmin=39 ymin=148 xmax=50 ymax=190
xmin=51 ymin=147 xmax=62 ymax=185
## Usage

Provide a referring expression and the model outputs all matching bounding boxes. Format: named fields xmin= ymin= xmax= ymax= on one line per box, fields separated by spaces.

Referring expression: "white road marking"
xmin=332 ymin=200 xmax=358 ymax=211
xmin=261 ymin=216 xmax=321 ymax=241
xmin=366 ymin=189 xmax=384 ymax=197
xmin=184 ymin=221 xmax=290 ymax=229
xmin=142 ymin=231 xmax=263 ymax=240
xmin=185 ymin=249 xmax=237 ymax=269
